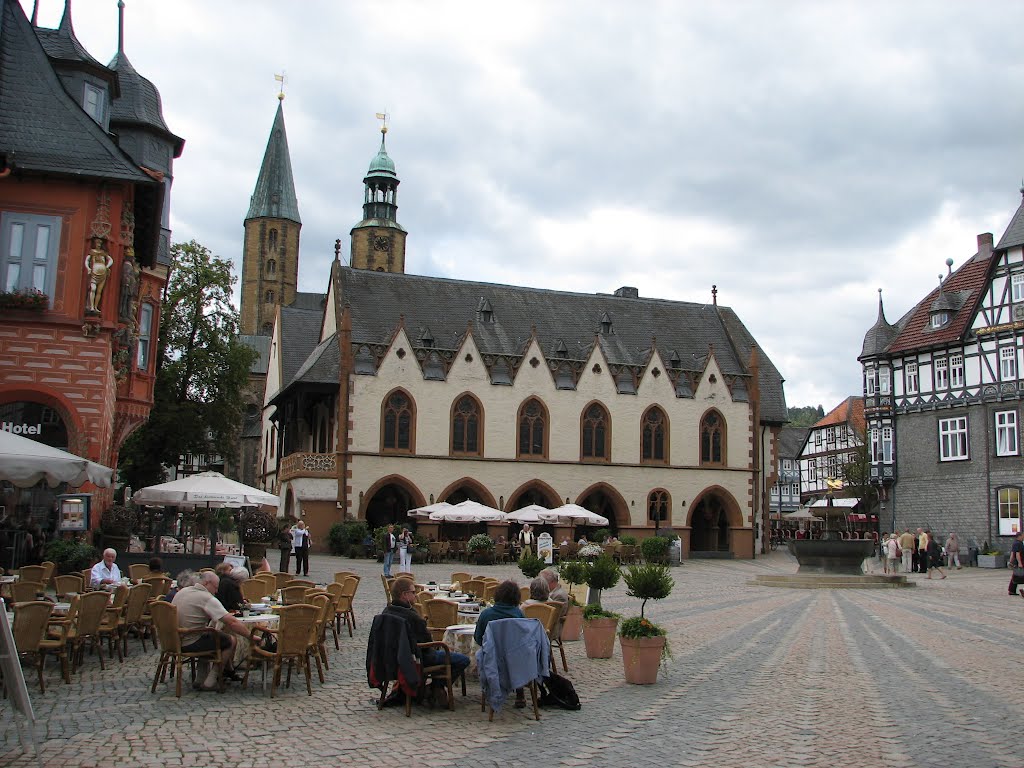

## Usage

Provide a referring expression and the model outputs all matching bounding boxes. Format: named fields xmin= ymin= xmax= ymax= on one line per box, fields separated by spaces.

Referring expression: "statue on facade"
xmin=84 ymin=237 xmax=113 ymax=315
xmin=118 ymin=250 xmax=140 ymax=324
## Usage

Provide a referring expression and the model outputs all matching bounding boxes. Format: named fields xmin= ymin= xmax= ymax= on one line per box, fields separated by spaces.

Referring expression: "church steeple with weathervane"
xmin=350 ymin=114 xmax=407 ymax=273
xmin=240 ymin=78 xmax=301 ymax=336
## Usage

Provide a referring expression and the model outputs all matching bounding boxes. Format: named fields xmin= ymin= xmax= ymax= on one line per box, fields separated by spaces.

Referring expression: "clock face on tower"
xmin=373 ymin=235 xmax=390 ymax=252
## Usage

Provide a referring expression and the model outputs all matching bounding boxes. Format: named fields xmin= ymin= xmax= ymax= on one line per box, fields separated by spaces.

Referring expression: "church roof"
xmin=246 ymin=101 xmax=301 ymax=223
xmin=278 ymin=306 xmax=323 ymax=387
xmin=366 ymin=134 xmax=397 ymax=179
xmin=0 ymin=0 xmax=151 ymax=182
xmin=238 ymin=334 xmax=271 ymax=376
xmin=777 ymin=426 xmax=809 ymax=459
xmin=324 ymin=267 xmax=787 ymax=422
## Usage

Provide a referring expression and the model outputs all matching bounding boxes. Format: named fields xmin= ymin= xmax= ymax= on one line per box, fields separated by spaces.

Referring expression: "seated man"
xmin=90 ymin=547 xmax=121 ymax=587
xmin=384 ymin=577 xmax=470 ymax=702
xmin=171 ymin=570 xmax=251 ymax=689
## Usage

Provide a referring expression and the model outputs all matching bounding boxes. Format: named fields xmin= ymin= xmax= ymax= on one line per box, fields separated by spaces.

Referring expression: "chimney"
xmin=613 ymin=286 xmax=639 ymax=298
xmin=977 ymin=232 xmax=993 ymax=259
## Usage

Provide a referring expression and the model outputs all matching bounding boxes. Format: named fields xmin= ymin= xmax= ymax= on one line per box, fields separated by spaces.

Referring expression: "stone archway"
xmin=437 ymin=477 xmax=498 ymax=508
xmin=506 ymin=480 xmax=560 ymax=512
xmin=575 ymin=483 xmax=629 ymax=534
xmin=361 ymin=476 xmax=425 ymax=530
xmin=688 ymin=488 xmax=743 ymax=554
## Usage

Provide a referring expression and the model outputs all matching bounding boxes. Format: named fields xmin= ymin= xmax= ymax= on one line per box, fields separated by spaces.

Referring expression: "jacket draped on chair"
xmin=476 ymin=618 xmax=549 ymax=713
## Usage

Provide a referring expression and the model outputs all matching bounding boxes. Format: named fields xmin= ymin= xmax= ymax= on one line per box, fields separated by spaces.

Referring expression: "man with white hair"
xmin=540 ymin=567 xmax=569 ymax=621
xmin=171 ymin=570 xmax=250 ymax=690
xmin=90 ymin=548 xmax=121 ymax=587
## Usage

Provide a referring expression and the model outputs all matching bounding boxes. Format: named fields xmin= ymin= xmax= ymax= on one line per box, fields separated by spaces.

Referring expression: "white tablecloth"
xmin=442 ymin=625 xmax=478 ymax=677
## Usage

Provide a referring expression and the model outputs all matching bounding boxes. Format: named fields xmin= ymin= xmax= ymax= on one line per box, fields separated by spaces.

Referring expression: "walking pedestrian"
xmin=382 ymin=524 xmax=397 ymax=578
xmin=884 ymin=533 xmax=901 ymax=575
xmin=916 ymin=528 xmax=929 ymax=574
xmin=898 ymin=529 xmax=915 ymax=573
xmin=925 ymin=532 xmax=946 ymax=579
xmin=1008 ymin=532 xmax=1024 ymax=596
xmin=398 ymin=526 xmax=414 ymax=572
xmin=945 ymin=532 xmax=962 ymax=569
xmin=290 ymin=520 xmax=311 ymax=576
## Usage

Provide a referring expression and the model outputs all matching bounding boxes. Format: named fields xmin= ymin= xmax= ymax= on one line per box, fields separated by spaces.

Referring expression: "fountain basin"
xmin=787 ymin=539 xmax=874 ymax=574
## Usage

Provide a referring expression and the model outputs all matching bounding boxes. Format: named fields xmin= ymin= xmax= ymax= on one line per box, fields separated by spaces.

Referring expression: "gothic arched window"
xmin=648 ymin=489 xmax=670 ymax=524
xmin=381 ymin=389 xmax=415 ymax=453
xmin=267 ymin=258 xmax=277 ymax=275
xmin=581 ymin=402 xmax=610 ymax=461
xmin=517 ymin=398 xmax=548 ymax=459
xmin=700 ymin=409 xmax=726 ymax=466
xmin=641 ymin=406 xmax=669 ymax=464
xmin=265 ymin=290 xmax=275 ymax=303
xmin=268 ymin=229 xmax=278 ymax=252
xmin=451 ymin=394 xmax=483 ymax=456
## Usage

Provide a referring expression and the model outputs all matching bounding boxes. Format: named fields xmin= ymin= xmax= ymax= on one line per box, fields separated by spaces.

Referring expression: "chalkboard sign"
xmin=0 ymin=605 xmax=35 ymax=725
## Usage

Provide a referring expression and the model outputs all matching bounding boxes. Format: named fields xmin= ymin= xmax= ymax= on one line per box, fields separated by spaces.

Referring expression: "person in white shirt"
xmin=90 ymin=548 xmax=121 ymax=587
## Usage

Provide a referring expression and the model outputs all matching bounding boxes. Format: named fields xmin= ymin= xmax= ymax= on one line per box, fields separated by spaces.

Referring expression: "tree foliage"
xmin=119 ymin=241 xmax=257 ymax=489
xmin=841 ymin=442 xmax=879 ymax=516
xmin=787 ymin=405 xmax=825 ymax=427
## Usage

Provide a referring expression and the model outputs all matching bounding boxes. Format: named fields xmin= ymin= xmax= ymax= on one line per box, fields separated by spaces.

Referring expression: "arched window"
xmin=267 ymin=258 xmax=277 ymax=275
xmin=451 ymin=394 xmax=483 ymax=456
xmin=641 ymin=406 xmax=668 ymax=464
xmin=261 ymin=322 xmax=273 ymax=335
xmin=381 ymin=390 xmax=415 ymax=453
xmin=268 ymin=229 xmax=278 ymax=252
xmin=517 ymin=398 xmax=548 ymax=459
xmin=581 ymin=402 xmax=610 ymax=461
xmin=648 ymin=489 xmax=670 ymax=525
xmin=265 ymin=290 xmax=275 ymax=303
xmin=700 ymin=409 xmax=726 ymax=465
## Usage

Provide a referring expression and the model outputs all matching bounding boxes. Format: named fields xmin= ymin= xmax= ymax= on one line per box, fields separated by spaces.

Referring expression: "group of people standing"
xmin=880 ymin=528 xmax=960 ymax=579
xmin=382 ymin=525 xmax=415 ymax=578
xmin=276 ymin=520 xmax=312 ymax=576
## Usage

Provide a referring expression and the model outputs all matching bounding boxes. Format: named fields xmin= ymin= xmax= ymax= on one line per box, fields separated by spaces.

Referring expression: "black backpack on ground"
xmin=538 ymin=672 xmax=581 ymax=710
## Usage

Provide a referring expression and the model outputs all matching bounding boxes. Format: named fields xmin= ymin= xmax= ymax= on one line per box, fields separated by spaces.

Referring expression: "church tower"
xmin=240 ymin=96 xmax=301 ymax=336
xmin=350 ymin=125 xmax=407 ymax=272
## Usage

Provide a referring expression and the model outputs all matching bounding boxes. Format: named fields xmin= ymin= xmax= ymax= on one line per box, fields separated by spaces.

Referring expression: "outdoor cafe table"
xmin=442 ymin=624 xmax=478 ymax=677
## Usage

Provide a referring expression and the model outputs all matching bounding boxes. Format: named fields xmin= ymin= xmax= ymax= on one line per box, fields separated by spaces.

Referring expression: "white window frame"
xmin=136 ymin=303 xmax=154 ymax=370
xmin=996 ymin=410 xmax=1019 ymax=457
xmin=878 ymin=367 xmax=891 ymax=395
xmin=998 ymin=487 xmax=1021 ymax=537
xmin=938 ymin=416 xmax=969 ymax=461
xmin=825 ymin=427 xmax=835 ymax=443
xmin=83 ymin=82 xmax=105 ymax=125
xmin=814 ymin=431 xmax=822 ymax=448
xmin=934 ymin=358 xmax=949 ymax=390
xmin=949 ymin=354 xmax=964 ymax=388
xmin=1012 ymin=273 xmax=1024 ymax=303
xmin=865 ymin=367 xmax=876 ymax=396
xmin=0 ymin=212 xmax=60 ymax=301
xmin=905 ymin=362 xmax=918 ymax=394
xmin=881 ymin=427 xmax=893 ymax=463
xmin=931 ymin=312 xmax=949 ymax=328
xmin=1000 ymin=347 xmax=1017 ymax=380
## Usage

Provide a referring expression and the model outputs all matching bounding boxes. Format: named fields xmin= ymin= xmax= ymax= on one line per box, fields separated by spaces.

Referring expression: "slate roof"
xmin=278 ymin=306 xmax=324 ymax=388
xmin=995 ymin=194 xmax=1024 ymax=251
xmin=289 ymin=291 xmax=327 ymax=312
xmin=860 ymin=294 xmax=900 ymax=359
xmin=108 ymin=51 xmax=184 ymax=156
xmin=34 ymin=5 xmax=109 ymax=76
xmin=290 ymin=334 xmax=339 ymax=386
xmin=812 ymin=396 xmax=865 ymax=436
xmin=777 ymin=426 xmax=809 ymax=460
xmin=331 ymin=267 xmax=788 ymax=422
xmin=0 ymin=0 xmax=152 ymax=182
xmin=238 ymin=334 xmax=271 ymax=376
xmin=246 ymin=102 xmax=301 ymax=223
xmin=884 ymin=251 xmax=992 ymax=354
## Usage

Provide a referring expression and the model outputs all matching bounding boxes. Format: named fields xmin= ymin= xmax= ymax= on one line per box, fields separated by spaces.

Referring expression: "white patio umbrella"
xmin=428 ymin=499 xmax=507 ymax=523
xmin=0 ymin=429 xmax=113 ymax=488
xmin=506 ymin=504 xmax=549 ymax=524
xmin=407 ymin=501 xmax=455 ymax=519
xmin=131 ymin=471 xmax=278 ymax=508
xmin=539 ymin=503 xmax=609 ymax=527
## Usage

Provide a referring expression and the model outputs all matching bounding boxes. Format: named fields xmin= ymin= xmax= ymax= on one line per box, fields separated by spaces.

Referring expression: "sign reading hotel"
xmin=1 ymin=422 xmax=43 ymax=436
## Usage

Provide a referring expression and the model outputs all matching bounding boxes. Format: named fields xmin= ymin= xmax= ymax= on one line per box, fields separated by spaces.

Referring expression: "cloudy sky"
xmin=29 ymin=0 xmax=1024 ymax=411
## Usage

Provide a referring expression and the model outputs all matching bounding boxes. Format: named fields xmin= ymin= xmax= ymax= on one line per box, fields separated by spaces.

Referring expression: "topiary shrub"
xmin=45 ymin=539 xmax=98 ymax=574
xmin=518 ymin=547 xmax=546 ymax=579
xmin=620 ymin=535 xmax=638 ymax=546
xmin=583 ymin=553 xmax=621 ymax=606
xmin=640 ymin=535 xmax=670 ymax=563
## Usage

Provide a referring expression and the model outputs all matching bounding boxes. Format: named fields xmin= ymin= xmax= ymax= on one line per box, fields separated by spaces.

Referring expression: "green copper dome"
xmin=366 ymin=135 xmax=397 ymax=178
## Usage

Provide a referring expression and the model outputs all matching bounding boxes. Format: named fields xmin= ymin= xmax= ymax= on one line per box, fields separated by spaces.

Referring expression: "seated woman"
xmin=521 ymin=577 xmax=550 ymax=607
xmin=214 ymin=563 xmax=247 ymax=612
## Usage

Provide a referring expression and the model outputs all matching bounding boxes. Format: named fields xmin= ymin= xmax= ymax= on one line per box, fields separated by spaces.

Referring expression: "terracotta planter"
xmin=243 ymin=541 xmax=270 ymax=562
xmin=583 ymin=617 xmax=619 ymax=658
xmin=620 ymin=635 xmax=666 ymax=684
xmin=560 ymin=604 xmax=583 ymax=642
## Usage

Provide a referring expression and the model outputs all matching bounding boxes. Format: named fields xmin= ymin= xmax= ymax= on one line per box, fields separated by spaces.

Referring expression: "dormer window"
xmin=83 ymin=83 xmax=105 ymax=126
xmin=930 ymin=312 xmax=950 ymax=328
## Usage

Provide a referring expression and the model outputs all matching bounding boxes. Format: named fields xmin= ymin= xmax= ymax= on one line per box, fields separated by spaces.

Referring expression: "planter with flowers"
xmin=239 ymin=508 xmax=278 ymax=562
xmin=467 ymin=533 xmax=495 ymax=565
xmin=0 ymin=288 xmax=48 ymax=312
xmin=619 ymin=563 xmax=674 ymax=684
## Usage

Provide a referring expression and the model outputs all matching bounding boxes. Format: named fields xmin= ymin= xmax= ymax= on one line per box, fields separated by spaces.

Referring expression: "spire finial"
xmin=275 ymin=72 xmax=286 ymax=101
xmin=711 ymin=284 xmax=718 ymax=306
xmin=31 ymin=0 xmax=39 ymax=26
xmin=117 ymin=0 xmax=125 ymax=55
xmin=375 ymin=111 xmax=389 ymax=135
xmin=334 ymin=239 xmax=341 ymax=262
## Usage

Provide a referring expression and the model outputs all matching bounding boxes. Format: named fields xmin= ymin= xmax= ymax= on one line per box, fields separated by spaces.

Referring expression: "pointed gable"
xmin=813 ymin=396 xmax=865 ymax=438
xmin=246 ymin=101 xmax=301 ymax=223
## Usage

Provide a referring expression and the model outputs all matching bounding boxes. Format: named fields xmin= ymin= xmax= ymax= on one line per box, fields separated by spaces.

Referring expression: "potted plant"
xmin=518 ymin=547 xmax=546 ymax=579
xmin=44 ymin=539 xmax=98 ymax=575
xmin=0 ymin=288 xmax=48 ymax=312
xmin=239 ymin=508 xmax=278 ymax=562
xmin=619 ymin=563 xmax=674 ymax=684
xmin=582 ymin=604 xmax=620 ymax=659
xmin=640 ymin=535 xmax=670 ymax=564
xmin=578 ymin=542 xmax=603 ymax=560
xmin=584 ymin=553 xmax=620 ymax=607
xmin=558 ymin=559 xmax=589 ymax=642
xmin=467 ymin=533 xmax=495 ymax=565
xmin=98 ymin=503 xmax=138 ymax=553
xmin=978 ymin=549 xmax=1007 ymax=568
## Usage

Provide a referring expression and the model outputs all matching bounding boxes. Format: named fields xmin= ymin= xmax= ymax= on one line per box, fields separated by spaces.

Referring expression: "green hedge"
xmin=327 ymin=521 xmax=369 ymax=556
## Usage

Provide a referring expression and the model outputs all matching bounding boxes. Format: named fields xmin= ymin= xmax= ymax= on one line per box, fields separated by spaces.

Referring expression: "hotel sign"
xmin=1 ymin=422 xmax=42 ymax=436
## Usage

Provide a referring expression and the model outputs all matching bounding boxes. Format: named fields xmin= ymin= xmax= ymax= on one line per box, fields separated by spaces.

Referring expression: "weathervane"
xmin=375 ymin=111 xmax=389 ymax=134
xmin=275 ymin=71 xmax=287 ymax=101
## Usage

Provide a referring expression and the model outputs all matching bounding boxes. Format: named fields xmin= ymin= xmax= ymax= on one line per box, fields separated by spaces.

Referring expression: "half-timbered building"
xmin=860 ymin=197 xmax=1024 ymax=547
xmin=798 ymin=397 xmax=865 ymax=504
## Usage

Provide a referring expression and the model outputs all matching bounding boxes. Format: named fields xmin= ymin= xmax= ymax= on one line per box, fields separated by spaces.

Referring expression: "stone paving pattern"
xmin=3 ymin=551 xmax=1024 ymax=768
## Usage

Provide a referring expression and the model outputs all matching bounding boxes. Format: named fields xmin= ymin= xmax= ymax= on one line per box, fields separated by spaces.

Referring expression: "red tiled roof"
xmin=813 ymin=396 xmax=865 ymax=436
xmin=885 ymin=254 xmax=992 ymax=354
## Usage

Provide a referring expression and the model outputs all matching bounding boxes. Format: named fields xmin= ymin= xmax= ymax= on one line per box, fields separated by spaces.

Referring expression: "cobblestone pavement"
xmin=3 ymin=552 xmax=1024 ymax=768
